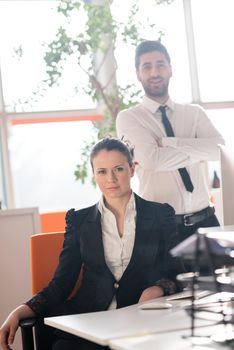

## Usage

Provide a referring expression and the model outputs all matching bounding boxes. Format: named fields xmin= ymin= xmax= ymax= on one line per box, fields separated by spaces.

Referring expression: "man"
xmin=116 ymin=40 xmax=225 ymax=244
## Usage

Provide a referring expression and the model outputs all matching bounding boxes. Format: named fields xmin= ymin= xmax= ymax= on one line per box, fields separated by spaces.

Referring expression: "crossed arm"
xmin=116 ymin=109 xmax=225 ymax=172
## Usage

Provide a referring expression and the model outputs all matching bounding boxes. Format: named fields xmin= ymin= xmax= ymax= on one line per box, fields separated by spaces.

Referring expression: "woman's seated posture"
xmin=0 ymin=137 xmax=184 ymax=350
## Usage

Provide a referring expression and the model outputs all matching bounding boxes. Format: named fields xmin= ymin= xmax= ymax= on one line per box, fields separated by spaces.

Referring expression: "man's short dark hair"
xmin=135 ymin=40 xmax=171 ymax=69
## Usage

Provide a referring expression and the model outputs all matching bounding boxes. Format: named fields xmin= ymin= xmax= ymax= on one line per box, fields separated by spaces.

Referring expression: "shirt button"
xmin=114 ymin=282 xmax=119 ymax=289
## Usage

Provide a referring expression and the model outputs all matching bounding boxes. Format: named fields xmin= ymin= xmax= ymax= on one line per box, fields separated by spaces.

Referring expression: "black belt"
xmin=175 ymin=206 xmax=215 ymax=227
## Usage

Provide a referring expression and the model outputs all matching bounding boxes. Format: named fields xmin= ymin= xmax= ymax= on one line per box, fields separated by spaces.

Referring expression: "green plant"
xmin=44 ymin=0 xmax=173 ymax=185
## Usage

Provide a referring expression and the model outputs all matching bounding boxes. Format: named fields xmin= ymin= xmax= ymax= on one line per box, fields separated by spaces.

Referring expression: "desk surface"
xmin=44 ymin=292 xmax=217 ymax=346
xmin=109 ymin=324 xmax=234 ymax=350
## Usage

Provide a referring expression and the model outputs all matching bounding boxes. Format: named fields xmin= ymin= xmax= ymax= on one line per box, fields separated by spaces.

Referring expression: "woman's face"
xmin=92 ymin=150 xmax=135 ymax=202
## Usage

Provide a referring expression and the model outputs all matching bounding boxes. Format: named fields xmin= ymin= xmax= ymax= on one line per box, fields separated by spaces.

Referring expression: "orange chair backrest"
xmin=40 ymin=212 xmax=66 ymax=233
xmin=30 ymin=232 xmax=83 ymax=296
xmin=30 ymin=232 xmax=65 ymax=294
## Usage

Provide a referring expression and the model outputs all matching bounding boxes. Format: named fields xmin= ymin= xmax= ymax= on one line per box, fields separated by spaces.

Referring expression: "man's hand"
xmin=138 ymin=286 xmax=164 ymax=303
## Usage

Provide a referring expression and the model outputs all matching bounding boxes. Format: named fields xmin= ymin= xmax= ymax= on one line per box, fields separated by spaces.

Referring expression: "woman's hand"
xmin=138 ymin=286 xmax=164 ymax=303
xmin=0 ymin=313 xmax=19 ymax=350
xmin=0 ymin=305 xmax=35 ymax=350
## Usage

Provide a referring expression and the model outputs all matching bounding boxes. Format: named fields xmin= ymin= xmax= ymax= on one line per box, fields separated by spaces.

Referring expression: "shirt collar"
xmin=98 ymin=196 xmax=106 ymax=215
xmin=142 ymin=95 xmax=175 ymax=113
xmin=98 ymin=192 xmax=135 ymax=216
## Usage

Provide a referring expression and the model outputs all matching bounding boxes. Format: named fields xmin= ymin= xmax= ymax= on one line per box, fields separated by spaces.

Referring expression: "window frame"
xmin=0 ymin=0 xmax=233 ymax=208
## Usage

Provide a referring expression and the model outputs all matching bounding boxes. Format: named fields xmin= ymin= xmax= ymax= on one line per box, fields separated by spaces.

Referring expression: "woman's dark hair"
xmin=135 ymin=40 xmax=171 ymax=69
xmin=90 ymin=137 xmax=134 ymax=168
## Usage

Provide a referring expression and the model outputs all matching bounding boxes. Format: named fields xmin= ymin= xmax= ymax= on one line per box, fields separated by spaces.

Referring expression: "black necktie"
xmin=159 ymin=106 xmax=194 ymax=193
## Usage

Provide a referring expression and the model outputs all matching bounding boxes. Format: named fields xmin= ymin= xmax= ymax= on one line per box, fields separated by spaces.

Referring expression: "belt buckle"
xmin=184 ymin=213 xmax=194 ymax=226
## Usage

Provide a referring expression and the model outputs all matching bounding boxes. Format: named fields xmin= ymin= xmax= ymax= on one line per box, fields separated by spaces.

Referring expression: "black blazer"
xmin=26 ymin=194 xmax=184 ymax=316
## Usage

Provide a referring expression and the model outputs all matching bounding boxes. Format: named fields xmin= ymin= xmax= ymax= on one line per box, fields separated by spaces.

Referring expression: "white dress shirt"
xmin=98 ymin=193 xmax=136 ymax=309
xmin=116 ymin=96 xmax=225 ymax=215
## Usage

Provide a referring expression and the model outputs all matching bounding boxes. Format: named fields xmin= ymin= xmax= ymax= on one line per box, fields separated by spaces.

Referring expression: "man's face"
xmin=136 ymin=51 xmax=172 ymax=101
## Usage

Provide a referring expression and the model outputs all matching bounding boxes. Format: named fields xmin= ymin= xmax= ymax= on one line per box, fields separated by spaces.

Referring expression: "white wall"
xmin=0 ymin=207 xmax=40 ymax=350
xmin=221 ymin=147 xmax=234 ymax=225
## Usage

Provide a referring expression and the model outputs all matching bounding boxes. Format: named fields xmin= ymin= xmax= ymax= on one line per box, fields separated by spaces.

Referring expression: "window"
xmin=9 ymin=120 xmax=100 ymax=211
xmin=114 ymin=0 xmax=192 ymax=103
xmin=0 ymin=0 xmax=99 ymax=210
xmin=0 ymin=1 xmax=95 ymax=112
xmin=0 ymin=0 xmax=233 ymax=211
xmin=191 ymin=0 xmax=234 ymax=102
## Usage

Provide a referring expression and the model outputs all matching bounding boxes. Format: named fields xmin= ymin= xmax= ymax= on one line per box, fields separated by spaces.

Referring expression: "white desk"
xmin=109 ymin=324 xmax=233 ymax=350
xmin=44 ymin=292 xmax=217 ymax=346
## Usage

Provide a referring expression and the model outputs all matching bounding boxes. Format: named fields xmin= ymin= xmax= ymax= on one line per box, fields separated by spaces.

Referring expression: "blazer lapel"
xmin=121 ymin=194 xmax=156 ymax=278
xmin=81 ymin=203 xmax=107 ymax=265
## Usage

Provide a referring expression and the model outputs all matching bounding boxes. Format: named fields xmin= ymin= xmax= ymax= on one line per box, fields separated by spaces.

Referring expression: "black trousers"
xmin=176 ymin=213 xmax=220 ymax=243
xmin=176 ymin=213 xmax=220 ymax=273
xmin=53 ymin=337 xmax=109 ymax=350
xmin=52 ymin=329 xmax=109 ymax=350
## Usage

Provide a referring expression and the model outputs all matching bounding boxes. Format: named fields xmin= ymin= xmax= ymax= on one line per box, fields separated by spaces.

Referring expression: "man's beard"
xmin=142 ymin=82 xmax=169 ymax=99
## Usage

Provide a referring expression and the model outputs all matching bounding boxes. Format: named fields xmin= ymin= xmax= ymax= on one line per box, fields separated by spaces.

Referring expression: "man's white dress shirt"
xmin=98 ymin=193 xmax=136 ymax=309
xmin=116 ymin=96 xmax=225 ymax=215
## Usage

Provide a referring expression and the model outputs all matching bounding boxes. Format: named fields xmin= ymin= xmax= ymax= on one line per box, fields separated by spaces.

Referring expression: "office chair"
xmin=19 ymin=231 xmax=83 ymax=350
xmin=40 ymin=211 xmax=66 ymax=233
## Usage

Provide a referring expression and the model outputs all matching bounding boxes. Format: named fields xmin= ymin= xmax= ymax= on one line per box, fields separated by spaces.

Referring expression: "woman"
xmin=0 ymin=137 xmax=184 ymax=350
